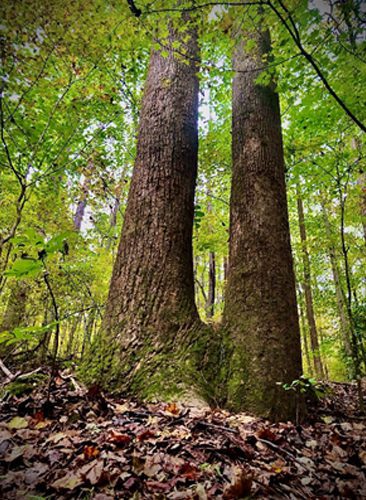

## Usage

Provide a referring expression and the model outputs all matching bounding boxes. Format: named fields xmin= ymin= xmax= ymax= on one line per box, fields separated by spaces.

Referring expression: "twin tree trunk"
xmin=223 ymin=27 xmax=302 ymax=420
xmin=82 ymin=22 xmax=215 ymax=401
xmin=83 ymin=20 xmax=303 ymax=420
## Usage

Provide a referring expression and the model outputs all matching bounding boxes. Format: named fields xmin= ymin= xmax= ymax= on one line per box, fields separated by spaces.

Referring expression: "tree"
xmin=321 ymin=199 xmax=353 ymax=364
xmin=223 ymin=21 xmax=303 ymax=421
xmin=296 ymin=184 xmax=325 ymax=379
xmin=81 ymin=17 xmax=213 ymax=401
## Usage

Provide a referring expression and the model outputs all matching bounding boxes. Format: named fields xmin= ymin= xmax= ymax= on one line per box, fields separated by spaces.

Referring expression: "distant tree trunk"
xmin=223 ymin=256 xmax=228 ymax=282
xmin=206 ymin=251 xmax=216 ymax=319
xmin=297 ymin=283 xmax=313 ymax=376
xmin=0 ymin=280 xmax=29 ymax=359
xmin=321 ymin=201 xmax=353 ymax=362
xmin=223 ymin=25 xmax=303 ymax=421
xmin=66 ymin=316 xmax=81 ymax=358
xmin=296 ymin=185 xmax=325 ymax=380
xmin=106 ymin=195 xmax=120 ymax=250
xmin=73 ymin=177 xmax=90 ymax=231
xmin=318 ymin=327 xmax=329 ymax=380
xmin=81 ymin=309 xmax=96 ymax=358
xmin=337 ymin=177 xmax=365 ymax=409
xmin=106 ymin=173 xmax=129 ymax=250
xmin=82 ymin=21 xmax=214 ymax=401
xmin=205 ymin=193 xmax=216 ymax=319
xmin=0 ymin=280 xmax=29 ymax=333
xmin=360 ymin=172 xmax=366 ymax=245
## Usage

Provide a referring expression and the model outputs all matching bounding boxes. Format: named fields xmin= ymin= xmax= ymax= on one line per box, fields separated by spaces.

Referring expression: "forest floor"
xmin=0 ymin=368 xmax=365 ymax=499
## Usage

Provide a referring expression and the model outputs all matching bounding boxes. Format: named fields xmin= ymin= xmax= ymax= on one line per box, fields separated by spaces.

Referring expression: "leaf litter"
xmin=0 ymin=371 xmax=365 ymax=499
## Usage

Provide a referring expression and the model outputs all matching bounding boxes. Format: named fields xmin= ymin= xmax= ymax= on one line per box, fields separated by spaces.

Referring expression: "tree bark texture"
xmin=82 ymin=22 xmax=215 ymax=402
xmin=223 ymin=26 xmax=303 ymax=421
xmin=296 ymin=186 xmax=325 ymax=379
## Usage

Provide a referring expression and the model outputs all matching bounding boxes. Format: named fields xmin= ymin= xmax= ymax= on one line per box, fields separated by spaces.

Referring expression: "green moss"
xmin=79 ymin=321 xmax=221 ymax=405
xmin=4 ymin=373 xmax=47 ymax=397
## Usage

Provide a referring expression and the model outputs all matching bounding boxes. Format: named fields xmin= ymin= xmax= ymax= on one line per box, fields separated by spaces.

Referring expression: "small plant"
xmin=281 ymin=375 xmax=327 ymax=400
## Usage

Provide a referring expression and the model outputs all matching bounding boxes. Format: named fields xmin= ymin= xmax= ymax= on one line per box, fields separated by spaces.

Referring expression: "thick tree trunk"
xmin=223 ymin=26 xmax=303 ymax=421
xmin=296 ymin=186 xmax=325 ymax=379
xmin=82 ymin=22 xmax=214 ymax=401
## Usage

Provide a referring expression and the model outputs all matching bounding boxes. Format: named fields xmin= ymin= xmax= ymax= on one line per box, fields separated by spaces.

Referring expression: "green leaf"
xmin=4 ymin=259 xmax=42 ymax=278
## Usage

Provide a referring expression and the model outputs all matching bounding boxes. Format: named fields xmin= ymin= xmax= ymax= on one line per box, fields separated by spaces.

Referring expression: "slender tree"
xmin=296 ymin=185 xmax=325 ymax=379
xmin=223 ymin=23 xmax=303 ymax=421
xmin=297 ymin=283 xmax=313 ymax=377
xmin=81 ymin=18 xmax=213 ymax=401
xmin=321 ymin=200 xmax=353 ymax=362
xmin=0 ymin=280 xmax=30 ymax=359
xmin=206 ymin=251 xmax=216 ymax=318
xmin=73 ymin=177 xmax=90 ymax=232
xmin=206 ymin=194 xmax=216 ymax=319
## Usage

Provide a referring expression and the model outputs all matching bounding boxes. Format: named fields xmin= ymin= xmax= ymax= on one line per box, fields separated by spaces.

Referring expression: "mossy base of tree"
xmin=218 ymin=327 xmax=304 ymax=423
xmin=79 ymin=322 xmax=222 ymax=406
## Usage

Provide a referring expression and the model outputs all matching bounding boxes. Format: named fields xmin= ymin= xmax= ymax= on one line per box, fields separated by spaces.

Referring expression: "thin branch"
xmin=267 ymin=0 xmax=366 ymax=133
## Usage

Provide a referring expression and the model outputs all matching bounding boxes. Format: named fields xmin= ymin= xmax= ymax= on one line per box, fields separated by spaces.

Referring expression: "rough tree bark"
xmin=81 ymin=20 xmax=215 ymax=402
xmin=223 ymin=25 xmax=303 ymax=421
xmin=296 ymin=185 xmax=325 ymax=379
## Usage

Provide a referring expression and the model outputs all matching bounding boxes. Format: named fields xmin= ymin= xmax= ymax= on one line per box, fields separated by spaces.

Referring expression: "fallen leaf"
xmin=51 ymin=473 xmax=83 ymax=490
xmin=223 ymin=466 xmax=252 ymax=499
xmin=0 ymin=429 xmax=12 ymax=443
xmin=179 ymin=462 xmax=199 ymax=481
xmin=83 ymin=445 xmax=100 ymax=459
xmin=4 ymin=445 xmax=25 ymax=462
xmin=85 ymin=460 xmax=104 ymax=485
xmin=164 ymin=403 xmax=180 ymax=415
xmin=108 ymin=429 xmax=131 ymax=446
xmin=7 ymin=416 xmax=28 ymax=430
xmin=137 ymin=429 xmax=155 ymax=441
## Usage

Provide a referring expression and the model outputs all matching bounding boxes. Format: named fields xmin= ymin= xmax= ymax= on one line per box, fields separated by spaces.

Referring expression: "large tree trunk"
xmin=296 ymin=186 xmax=325 ymax=379
xmin=223 ymin=26 xmax=303 ymax=421
xmin=82 ymin=22 xmax=214 ymax=401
